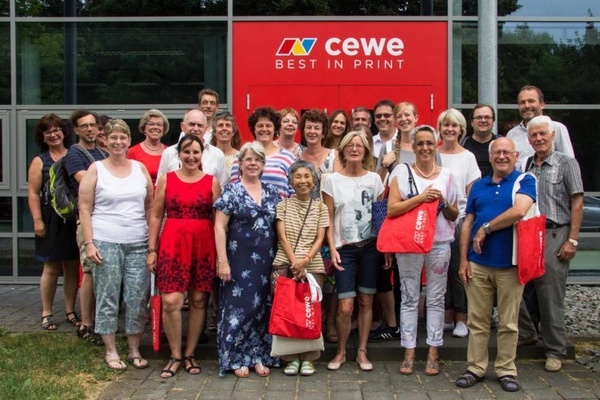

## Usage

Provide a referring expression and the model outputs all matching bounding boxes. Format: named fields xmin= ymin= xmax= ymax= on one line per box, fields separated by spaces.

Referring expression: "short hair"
xmin=410 ymin=125 xmax=438 ymax=143
xmin=299 ymin=108 xmax=329 ymax=138
xmin=238 ymin=141 xmax=266 ymax=164
xmin=373 ymin=99 xmax=395 ymax=111
xmin=288 ymin=159 xmax=319 ymax=187
xmin=323 ymin=109 xmax=350 ymax=149
xmin=104 ymin=119 xmax=131 ymax=138
xmin=352 ymin=107 xmax=372 ymax=124
xmin=472 ymin=103 xmax=496 ymax=120
xmin=338 ymin=130 xmax=373 ymax=169
xmin=177 ymin=134 xmax=204 ymax=154
xmin=210 ymin=111 xmax=242 ymax=149
xmin=34 ymin=113 xmax=71 ymax=150
xmin=488 ymin=136 xmax=518 ymax=154
xmin=248 ymin=107 xmax=281 ymax=139
xmin=394 ymin=101 xmax=418 ymax=118
xmin=198 ymin=88 xmax=219 ymax=104
xmin=437 ymin=108 xmax=467 ymax=141
xmin=69 ymin=109 xmax=98 ymax=127
xmin=279 ymin=108 xmax=299 ymax=122
xmin=519 ymin=85 xmax=544 ymax=103
xmin=138 ymin=108 xmax=170 ymax=135
xmin=527 ymin=115 xmax=553 ymax=132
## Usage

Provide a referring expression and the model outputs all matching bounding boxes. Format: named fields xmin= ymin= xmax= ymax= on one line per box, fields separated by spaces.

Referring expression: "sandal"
xmin=160 ymin=357 xmax=182 ymax=378
xmin=284 ymin=359 xmax=300 ymax=376
xmin=234 ymin=366 xmax=249 ymax=378
xmin=127 ymin=356 xmax=149 ymax=369
xmin=300 ymin=360 xmax=316 ymax=376
xmin=105 ymin=357 xmax=127 ymax=371
xmin=498 ymin=375 xmax=521 ymax=392
xmin=65 ymin=311 xmax=82 ymax=327
xmin=455 ymin=370 xmax=485 ymax=388
xmin=399 ymin=359 xmax=414 ymax=375
xmin=254 ymin=363 xmax=270 ymax=377
xmin=325 ymin=332 xmax=338 ymax=343
xmin=77 ymin=325 xmax=104 ymax=346
xmin=183 ymin=355 xmax=202 ymax=375
xmin=424 ymin=359 xmax=440 ymax=376
xmin=41 ymin=315 xmax=57 ymax=331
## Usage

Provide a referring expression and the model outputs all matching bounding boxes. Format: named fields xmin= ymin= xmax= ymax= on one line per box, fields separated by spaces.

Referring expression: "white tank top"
xmin=91 ymin=160 xmax=148 ymax=243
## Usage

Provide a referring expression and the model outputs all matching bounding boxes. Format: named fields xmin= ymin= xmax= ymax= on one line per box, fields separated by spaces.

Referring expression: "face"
xmin=239 ymin=150 xmax=264 ymax=178
xmin=181 ymin=110 xmax=207 ymax=137
xmin=471 ymin=106 xmax=494 ymax=136
xmin=352 ymin=111 xmax=371 ymax=130
xmin=489 ymin=138 xmax=518 ymax=177
xmin=518 ymin=89 xmax=545 ymax=123
xmin=43 ymin=125 xmax=65 ymax=147
xmin=144 ymin=116 xmax=165 ymax=140
xmin=214 ymin=118 xmax=234 ymax=145
xmin=374 ymin=105 xmax=394 ymax=134
xmin=179 ymin=140 xmax=203 ymax=171
xmin=528 ymin=123 xmax=555 ymax=155
xmin=254 ymin=117 xmax=275 ymax=145
xmin=75 ymin=114 xmax=98 ymax=145
xmin=291 ymin=167 xmax=314 ymax=197
xmin=303 ymin=120 xmax=324 ymax=146
xmin=439 ymin=119 xmax=462 ymax=144
xmin=330 ymin=113 xmax=347 ymax=137
xmin=199 ymin=94 xmax=218 ymax=120
xmin=395 ymin=105 xmax=418 ymax=134
xmin=343 ymin=135 xmax=366 ymax=163
xmin=280 ymin=113 xmax=298 ymax=139
xmin=412 ymin=130 xmax=437 ymax=162
xmin=105 ymin=129 xmax=130 ymax=155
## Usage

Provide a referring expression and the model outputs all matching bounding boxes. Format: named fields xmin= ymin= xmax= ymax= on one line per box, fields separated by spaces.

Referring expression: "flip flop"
xmin=234 ymin=366 xmax=249 ymax=378
xmin=127 ymin=356 xmax=149 ymax=369
xmin=105 ymin=358 xmax=127 ymax=371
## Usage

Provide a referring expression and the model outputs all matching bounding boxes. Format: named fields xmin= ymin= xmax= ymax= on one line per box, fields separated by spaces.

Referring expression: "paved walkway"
xmin=2 ymin=285 xmax=600 ymax=399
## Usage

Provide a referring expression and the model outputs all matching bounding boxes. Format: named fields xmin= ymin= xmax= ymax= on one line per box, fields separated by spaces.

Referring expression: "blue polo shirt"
xmin=465 ymin=169 xmax=536 ymax=268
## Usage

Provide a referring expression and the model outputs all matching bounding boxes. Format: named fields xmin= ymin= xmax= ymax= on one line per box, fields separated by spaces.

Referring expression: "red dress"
xmin=156 ymin=172 xmax=216 ymax=293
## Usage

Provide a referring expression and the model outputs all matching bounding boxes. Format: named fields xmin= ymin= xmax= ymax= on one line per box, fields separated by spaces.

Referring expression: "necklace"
xmin=413 ymin=162 xmax=436 ymax=178
xmin=143 ymin=141 xmax=162 ymax=152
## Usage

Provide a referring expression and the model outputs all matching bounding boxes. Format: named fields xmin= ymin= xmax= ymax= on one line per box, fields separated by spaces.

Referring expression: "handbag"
xmin=150 ymin=273 xmax=162 ymax=353
xmin=377 ymin=163 xmax=439 ymax=253
xmin=372 ymin=185 xmax=390 ymax=235
xmin=511 ymin=173 xmax=546 ymax=285
xmin=270 ymin=334 xmax=325 ymax=357
xmin=269 ymin=274 xmax=322 ymax=339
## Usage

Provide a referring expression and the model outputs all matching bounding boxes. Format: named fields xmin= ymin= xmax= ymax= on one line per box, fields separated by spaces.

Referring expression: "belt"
xmin=546 ymin=220 xmax=569 ymax=229
xmin=347 ymin=238 xmax=375 ymax=248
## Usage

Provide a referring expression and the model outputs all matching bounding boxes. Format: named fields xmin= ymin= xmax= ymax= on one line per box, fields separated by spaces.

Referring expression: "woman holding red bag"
xmin=386 ymin=125 xmax=459 ymax=376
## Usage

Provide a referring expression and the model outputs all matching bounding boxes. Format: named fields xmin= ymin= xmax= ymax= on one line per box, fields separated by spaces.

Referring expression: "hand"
xmin=383 ymin=253 xmax=394 ymax=270
xmin=472 ymin=227 xmax=486 ymax=254
xmin=458 ymin=260 xmax=472 ymax=287
xmin=146 ymin=253 xmax=157 ymax=273
xmin=34 ymin=221 xmax=46 ymax=238
xmin=218 ymin=262 xmax=232 ymax=282
xmin=382 ymin=151 xmax=396 ymax=168
xmin=85 ymin=243 xmax=103 ymax=265
xmin=291 ymin=257 xmax=309 ymax=276
xmin=331 ymin=248 xmax=344 ymax=271
xmin=557 ymin=240 xmax=577 ymax=261
xmin=421 ymin=184 xmax=440 ymax=203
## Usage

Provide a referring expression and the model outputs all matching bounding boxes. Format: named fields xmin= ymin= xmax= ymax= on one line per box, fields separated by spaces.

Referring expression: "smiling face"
xmin=303 ymin=120 xmax=324 ymax=146
xmin=280 ymin=112 xmax=298 ymax=140
xmin=330 ymin=112 xmax=347 ymax=137
xmin=518 ymin=89 xmax=545 ymax=123
xmin=253 ymin=117 xmax=276 ymax=146
xmin=412 ymin=129 xmax=437 ymax=163
xmin=374 ymin=105 xmax=394 ymax=134
xmin=489 ymin=137 xmax=518 ymax=178
xmin=352 ymin=110 xmax=371 ymax=130
xmin=527 ymin=122 xmax=555 ymax=156
xmin=144 ymin=116 xmax=165 ymax=141
xmin=106 ymin=129 xmax=131 ymax=156
xmin=75 ymin=114 xmax=99 ymax=145
xmin=43 ymin=125 xmax=65 ymax=148
xmin=291 ymin=167 xmax=315 ymax=198
xmin=181 ymin=110 xmax=207 ymax=138
xmin=199 ymin=94 xmax=218 ymax=120
xmin=214 ymin=118 xmax=234 ymax=145
xmin=471 ymin=106 xmax=494 ymax=137
xmin=395 ymin=105 xmax=418 ymax=135
xmin=178 ymin=138 xmax=203 ymax=171
xmin=239 ymin=149 xmax=265 ymax=179
xmin=439 ymin=119 xmax=462 ymax=144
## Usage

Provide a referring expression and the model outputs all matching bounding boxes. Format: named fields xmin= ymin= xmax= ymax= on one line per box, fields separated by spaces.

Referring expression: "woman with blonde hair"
xmin=127 ymin=109 xmax=169 ymax=185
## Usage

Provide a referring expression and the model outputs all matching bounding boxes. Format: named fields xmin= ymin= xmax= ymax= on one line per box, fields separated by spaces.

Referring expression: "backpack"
xmin=47 ymin=145 xmax=96 ymax=222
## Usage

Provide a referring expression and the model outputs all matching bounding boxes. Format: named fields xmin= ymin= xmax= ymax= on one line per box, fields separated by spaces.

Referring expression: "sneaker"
xmin=368 ymin=325 xmax=399 ymax=342
xmin=452 ymin=321 xmax=469 ymax=338
xmin=545 ymin=358 xmax=562 ymax=372
xmin=443 ymin=322 xmax=455 ymax=331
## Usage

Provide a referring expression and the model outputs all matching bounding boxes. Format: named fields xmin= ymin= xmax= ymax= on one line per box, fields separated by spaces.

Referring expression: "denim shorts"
xmin=335 ymin=239 xmax=383 ymax=299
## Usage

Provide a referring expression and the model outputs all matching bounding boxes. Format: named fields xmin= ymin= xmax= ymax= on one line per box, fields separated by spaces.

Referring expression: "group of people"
xmin=28 ymin=85 xmax=583 ymax=391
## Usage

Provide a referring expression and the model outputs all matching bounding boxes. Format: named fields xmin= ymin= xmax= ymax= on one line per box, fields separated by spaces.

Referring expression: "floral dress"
xmin=213 ymin=181 xmax=282 ymax=375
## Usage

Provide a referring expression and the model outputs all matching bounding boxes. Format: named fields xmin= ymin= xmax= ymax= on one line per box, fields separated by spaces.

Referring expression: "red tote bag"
xmin=150 ymin=274 xmax=162 ymax=353
xmin=269 ymin=275 xmax=322 ymax=340
xmin=515 ymin=214 xmax=546 ymax=285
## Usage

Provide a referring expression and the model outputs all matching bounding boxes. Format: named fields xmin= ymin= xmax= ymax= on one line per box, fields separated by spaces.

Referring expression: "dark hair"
xmin=198 ymin=88 xmax=219 ymax=104
xmin=69 ymin=109 xmax=98 ymax=128
xmin=472 ymin=103 xmax=496 ymax=121
xmin=177 ymin=134 xmax=204 ymax=154
xmin=34 ymin=113 xmax=71 ymax=151
xmin=373 ymin=99 xmax=395 ymax=111
xmin=299 ymin=108 xmax=329 ymax=146
xmin=248 ymin=107 xmax=281 ymax=139
xmin=323 ymin=109 xmax=350 ymax=149
xmin=210 ymin=111 xmax=242 ymax=149
xmin=519 ymin=85 xmax=544 ymax=103
xmin=98 ymin=115 xmax=111 ymax=127
xmin=288 ymin=160 xmax=319 ymax=186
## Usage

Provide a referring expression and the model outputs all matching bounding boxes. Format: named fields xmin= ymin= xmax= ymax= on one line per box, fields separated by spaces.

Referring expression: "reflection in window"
xmin=0 ymin=0 xmax=7 ymax=17
xmin=18 ymin=197 xmax=33 ymax=233
xmin=0 ymin=197 xmax=11 ymax=233
xmin=0 ymin=238 xmax=11 ymax=276
xmin=0 ymin=23 xmax=9 ymax=104
xmin=452 ymin=22 xmax=478 ymax=104
xmin=17 ymin=22 xmax=227 ymax=105
xmin=506 ymin=0 xmax=599 ymax=18
xmin=18 ymin=238 xmax=38 ymax=277
xmin=0 ymin=119 xmax=3 ymax=183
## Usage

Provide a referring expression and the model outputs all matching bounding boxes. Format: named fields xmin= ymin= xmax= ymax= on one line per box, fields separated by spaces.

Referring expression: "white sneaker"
xmin=443 ymin=322 xmax=455 ymax=331
xmin=452 ymin=321 xmax=469 ymax=338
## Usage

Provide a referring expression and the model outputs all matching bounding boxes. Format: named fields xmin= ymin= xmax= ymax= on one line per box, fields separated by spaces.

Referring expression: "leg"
xmin=329 ymin=297 xmax=353 ymax=368
xmin=395 ymin=253 xmax=424 ymax=349
xmin=162 ymin=292 xmax=185 ymax=360
xmin=102 ymin=333 xmax=126 ymax=370
xmin=91 ymin=241 xmax=122 ymax=336
xmin=126 ymin=333 xmax=148 ymax=369
xmin=62 ymin=260 xmax=81 ymax=321
xmin=424 ymin=244 xmax=450 ymax=348
xmin=356 ymin=292 xmax=373 ymax=367
xmin=184 ymin=290 xmax=209 ymax=357
xmin=77 ymin=224 xmax=96 ymax=333
xmin=121 ymin=242 xmax=150 ymax=336
xmin=40 ymin=261 xmax=61 ymax=320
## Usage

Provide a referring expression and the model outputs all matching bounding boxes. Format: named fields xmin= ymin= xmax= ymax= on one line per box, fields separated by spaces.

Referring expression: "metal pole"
xmin=478 ymin=0 xmax=498 ymax=133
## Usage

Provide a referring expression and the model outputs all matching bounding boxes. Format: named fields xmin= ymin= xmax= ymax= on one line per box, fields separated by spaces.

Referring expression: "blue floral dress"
xmin=213 ymin=181 xmax=282 ymax=376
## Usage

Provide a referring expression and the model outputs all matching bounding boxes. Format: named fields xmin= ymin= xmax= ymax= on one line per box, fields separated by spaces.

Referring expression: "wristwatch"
xmin=568 ymin=238 xmax=579 ymax=247
xmin=482 ymin=222 xmax=491 ymax=235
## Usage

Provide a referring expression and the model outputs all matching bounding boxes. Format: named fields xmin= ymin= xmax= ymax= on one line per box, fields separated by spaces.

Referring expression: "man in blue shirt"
xmin=455 ymin=137 xmax=536 ymax=392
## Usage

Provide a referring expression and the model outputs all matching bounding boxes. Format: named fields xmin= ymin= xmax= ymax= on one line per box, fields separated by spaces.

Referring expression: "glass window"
xmin=0 ymin=0 xmax=7 ymax=16
xmin=452 ymin=22 xmax=478 ymax=104
xmin=506 ymin=0 xmax=600 ymax=18
xmin=0 ymin=115 xmax=5 ymax=184
xmin=16 ymin=21 xmax=227 ymax=105
xmin=18 ymin=197 xmax=33 ymax=233
xmin=0 ymin=23 xmax=9 ymax=104
xmin=16 ymin=0 xmax=226 ymax=17
xmin=0 ymin=238 xmax=12 ymax=276
xmin=18 ymin=238 xmax=38 ymax=277
xmin=0 ymin=196 xmax=11 ymax=233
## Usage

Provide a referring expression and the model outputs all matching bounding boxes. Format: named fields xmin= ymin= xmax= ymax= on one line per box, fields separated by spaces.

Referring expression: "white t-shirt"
xmin=439 ymin=150 xmax=481 ymax=217
xmin=389 ymin=164 xmax=458 ymax=244
xmin=321 ymin=171 xmax=384 ymax=248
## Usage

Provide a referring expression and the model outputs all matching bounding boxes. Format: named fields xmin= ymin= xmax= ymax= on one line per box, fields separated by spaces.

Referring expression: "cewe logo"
xmin=276 ymin=38 xmax=317 ymax=56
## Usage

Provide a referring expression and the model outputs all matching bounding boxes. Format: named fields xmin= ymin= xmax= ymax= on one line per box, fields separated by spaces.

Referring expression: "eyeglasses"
xmin=77 ymin=123 xmax=97 ymax=130
xmin=346 ymin=143 xmax=364 ymax=150
xmin=375 ymin=113 xmax=392 ymax=119
xmin=491 ymin=150 xmax=516 ymax=157
xmin=473 ymin=116 xmax=493 ymax=121
xmin=282 ymin=119 xmax=298 ymax=125
xmin=43 ymin=128 xmax=62 ymax=136
xmin=146 ymin=122 xmax=164 ymax=128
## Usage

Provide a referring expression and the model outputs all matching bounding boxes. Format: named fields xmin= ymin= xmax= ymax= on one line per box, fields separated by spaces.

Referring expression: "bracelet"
xmin=83 ymin=241 xmax=93 ymax=247
xmin=148 ymin=248 xmax=157 ymax=254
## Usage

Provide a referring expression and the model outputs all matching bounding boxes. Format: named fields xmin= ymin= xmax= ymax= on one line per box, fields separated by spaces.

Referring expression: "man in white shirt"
xmin=506 ymin=85 xmax=574 ymax=169
xmin=157 ymin=109 xmax=228 ymax=187
xmin=372 ymin=99 xmax=398 ymax=168
xmin=198 ymin=89 xmax=220 ymax=145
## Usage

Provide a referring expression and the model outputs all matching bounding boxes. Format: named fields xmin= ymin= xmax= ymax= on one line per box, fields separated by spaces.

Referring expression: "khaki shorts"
xmin=76 ymin=222 xmax=95 ymax=273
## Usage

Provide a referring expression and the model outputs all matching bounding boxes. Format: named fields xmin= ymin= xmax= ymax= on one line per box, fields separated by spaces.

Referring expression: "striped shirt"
xmin=230 ymin=149 xmax=295 ymax=198
xmin=525 ymin=151 xmax=583 ymax=225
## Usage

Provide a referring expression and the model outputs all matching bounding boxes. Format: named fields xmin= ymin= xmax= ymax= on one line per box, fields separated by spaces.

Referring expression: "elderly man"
xmin=518 ymin=116 xmax=583 ymax=372
xmin=157 ymin=108 xmax=227 ymax=187
xmin=455 ymin=137 xmax=536 ymax=392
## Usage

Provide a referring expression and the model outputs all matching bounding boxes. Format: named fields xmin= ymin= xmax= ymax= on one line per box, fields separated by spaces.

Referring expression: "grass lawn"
xmin=0 ymin=328 xmax=122 ymax=400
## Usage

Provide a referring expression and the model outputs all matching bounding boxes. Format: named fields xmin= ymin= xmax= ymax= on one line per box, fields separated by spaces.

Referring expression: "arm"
xmin=214 ymin=210 xmax=232 ymax=281
xmin=78 ymin=164 xmax=102 ymax=265
xmin=146 ymin=174 xmax=166 ymax=273
xmin=458 ymin=213 xmax=475 ymax=286
xmin=139 ymin=163 xmax=154 ymax=222
xmin=387 ymin=176 xmax=436 ymax=218
xmin=322 ymin=192 xmax=342 ymax=271
xmin=27 ymin=157 xmax=45 ymax=238
xmin=558 ymin=193 xmax=583 ymax=261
